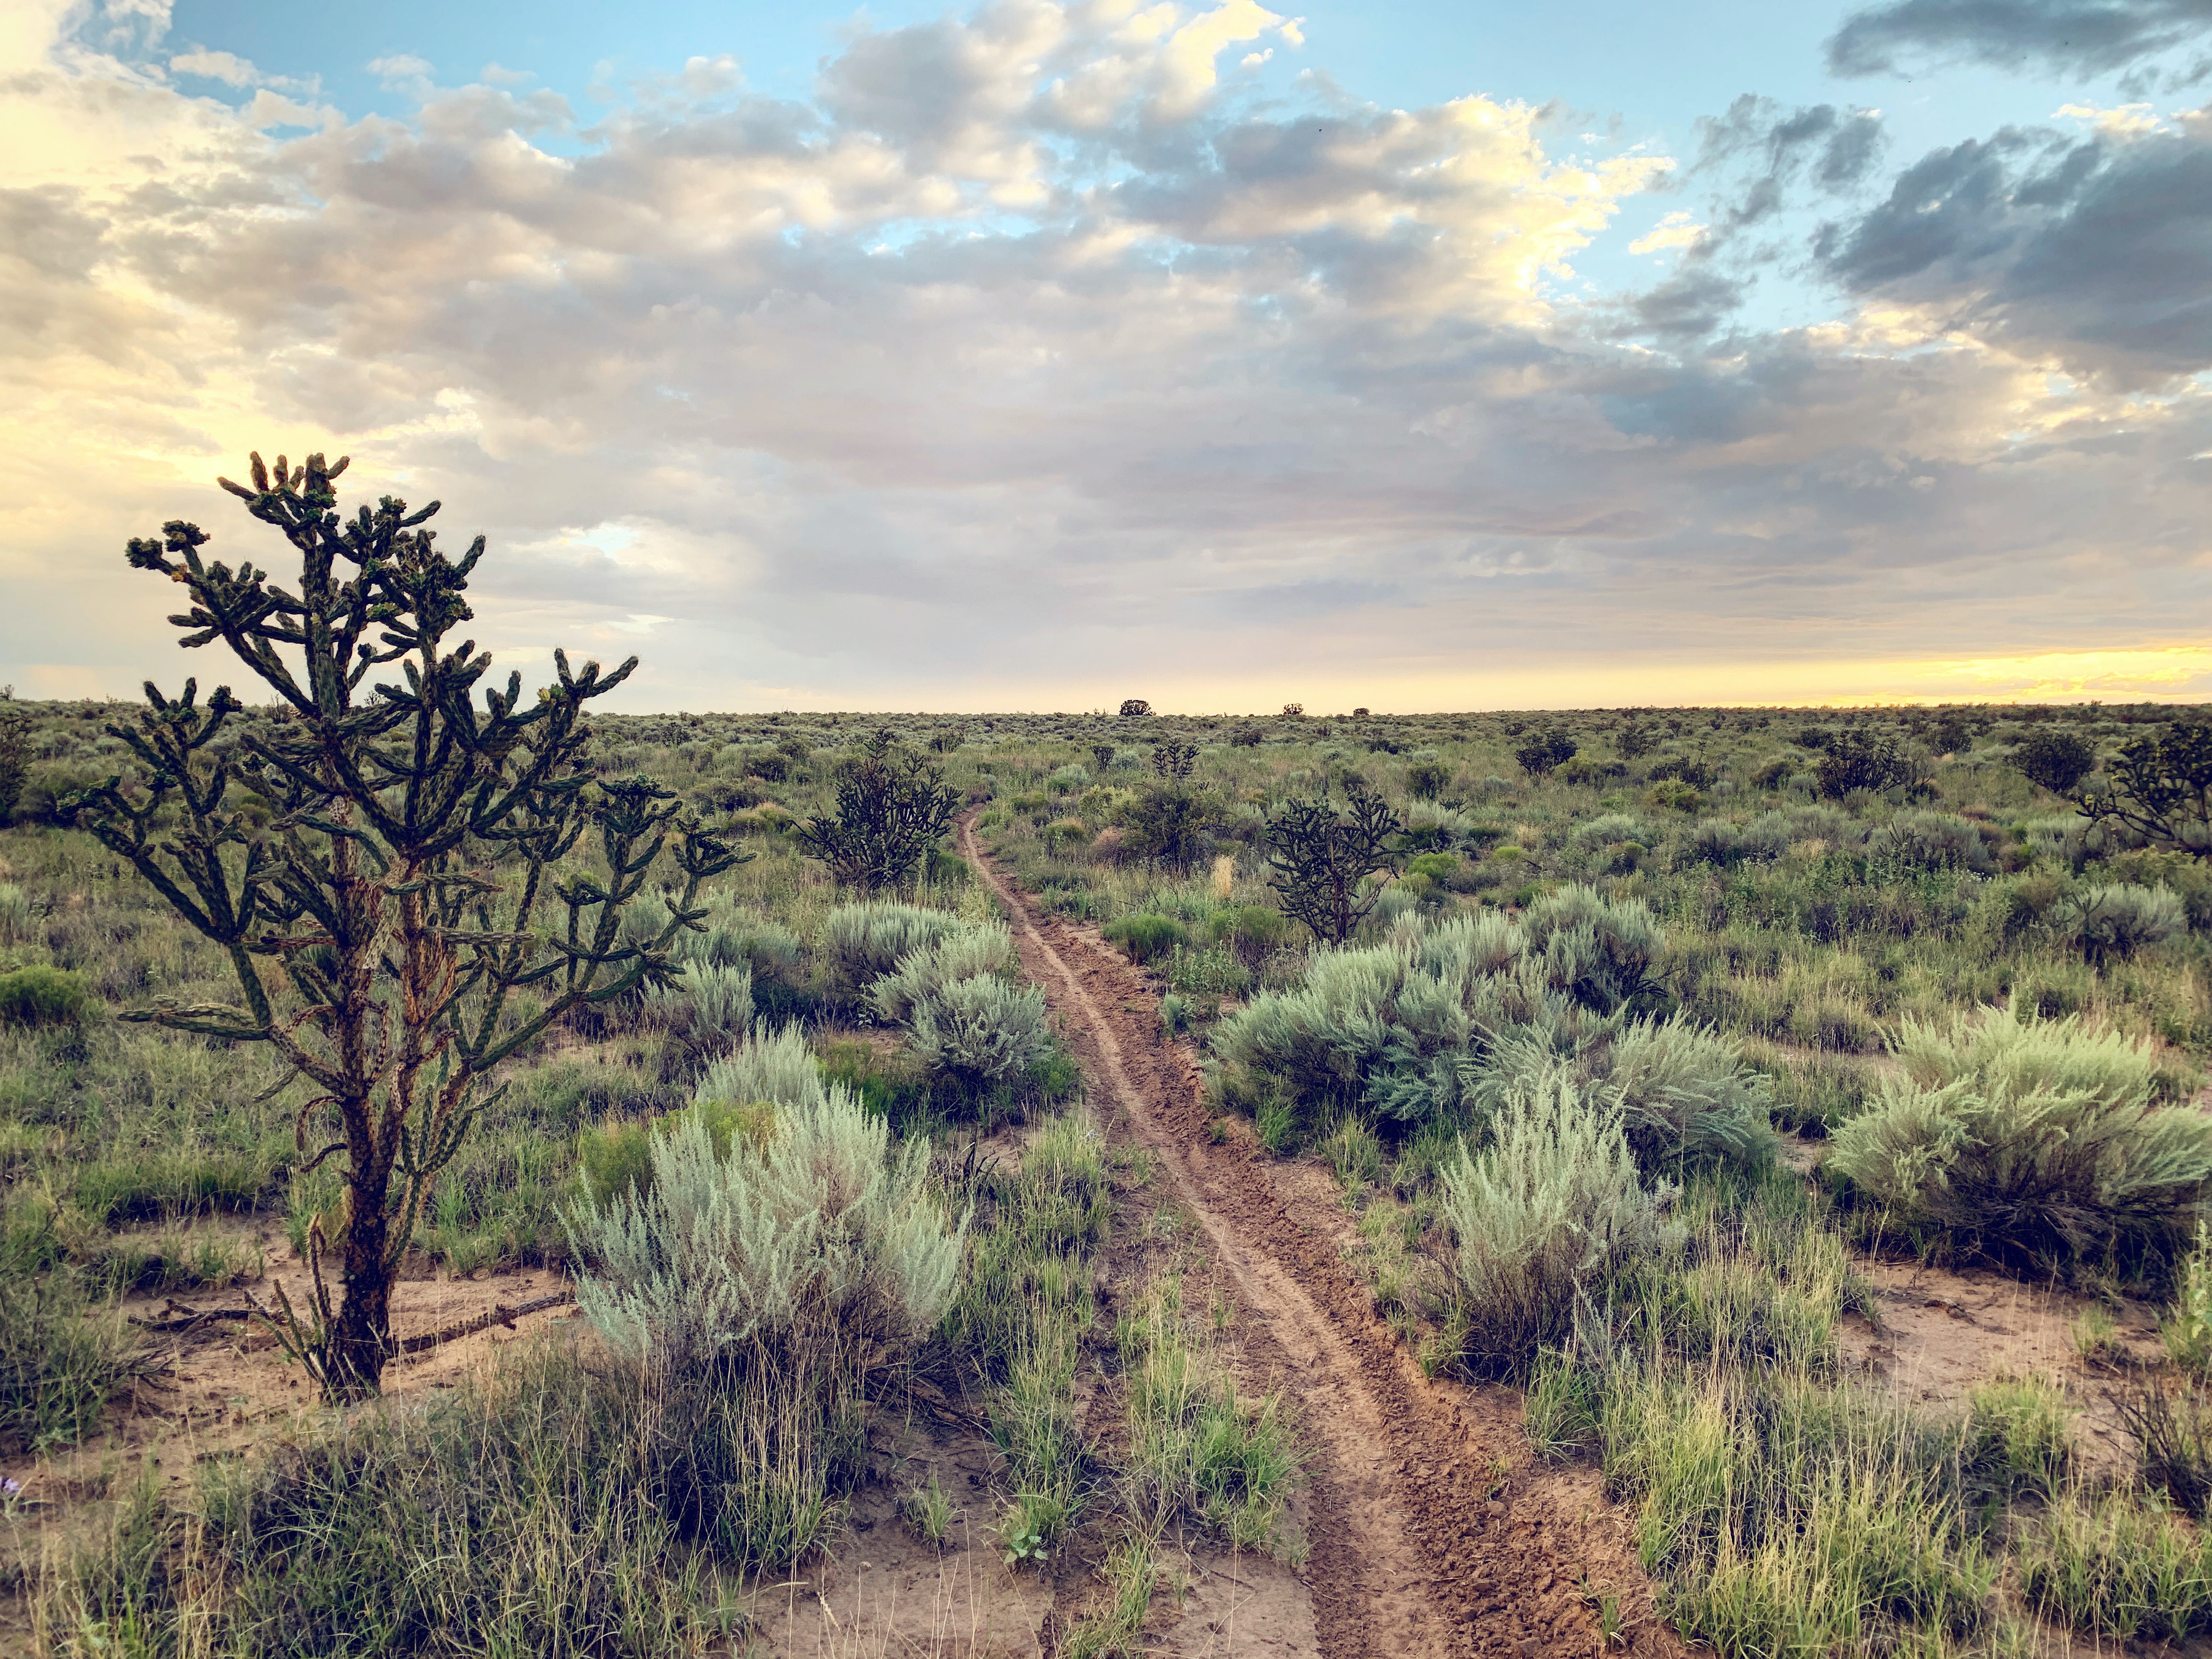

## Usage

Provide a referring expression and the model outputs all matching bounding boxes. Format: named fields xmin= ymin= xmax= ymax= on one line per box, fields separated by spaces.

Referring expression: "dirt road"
xmin=960 ymin=814 xmax=1679 ymax=1659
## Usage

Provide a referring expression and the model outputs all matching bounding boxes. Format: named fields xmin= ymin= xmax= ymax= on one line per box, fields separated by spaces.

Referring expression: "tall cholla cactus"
xmin=69 ymin=450 xmax=745 ymax=1398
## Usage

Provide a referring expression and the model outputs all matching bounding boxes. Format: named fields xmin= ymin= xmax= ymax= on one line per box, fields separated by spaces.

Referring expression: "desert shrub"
xmin=695 ymin=1022 xmax=842 ymax=1116
xmin=1685 ymin=817 xmax=1747 ymax=865
xmin=1521 ymin=885 xmax=1662 ymax=1013
xmin=0 ymin=964 xmax=89 ymax=1026
xmin=1214 ymin=911 xmax=1530 ymax=1127
xmin=794 ymin=734 xmax=959 ymax=893
xmin=1827 ymin=1001 xmax=2212 ymax=1273
xmin=680 ymin=910 xmax=803 ymax=975
xmin=2050 ymin=883 xmax=2182 ymax=966
xmin=1570 ymin=812 xmax=1649 ymax=850
xmin=906 ymin=973 xmax=1054 ymax=1086
xmin=2012 ymin=727 xmax=2098 ymax=795
xmin=1515 ymin=732 xmax=1577 ymax=777
xmin=1817 ymin=730 xmax=1905 ymax=798
xmin=825 ymin=901 xmax=965 ymax=990
xmin=1407 ymin=760 xmax=1451 ymax=799
xmin=1870 ymin=811 xmax=1995 ymax=873
xmin=864 ymin=919 xmax=1015 ymax=1024
xmin=1598 ymin=1018 xmax=1779 ymax=1170
xmin=645 ymin=960 xmax=753 ymax=1041
xmin=1785 ymin=803 xmax=1861 ymax=846
xmin=1214 ymin=902 xmax=1668 ymax=1130
xmin=1121 ymin=782 xmax=1221 ymax=871
xmin=1440 ymin=1066 xmax=1673 ymax=1376
xmin=1 ymin=1209 xmax=140 ymax=1453
xmin=568 ymin=1097 xmax=963 ymax=1376
xmin=1207 ymin=904 xmax=1286 ymax=963
xmin=1102 ymin=913 xmax=1190 ymax=964
xmin=577 ymin=1098 xmax=778 ymax=1206
xmin=2022 ymin=815 xmax=2096 ymax=867
xmin=1738 ymin=810 xmax=1792 ymax=861
xmin=1470 ymin=1017 xmax=1776 ymax=1172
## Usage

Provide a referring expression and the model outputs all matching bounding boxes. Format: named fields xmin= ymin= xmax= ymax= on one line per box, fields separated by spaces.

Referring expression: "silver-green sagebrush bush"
xmin=2049 ymin=882 xmax=2183 ymax=966
xmin=1827 ymin=999 xmax=2212 ymax=1269
xmin=1214 ymin=899 xmax=1769 ymax=1164
xmin=566 ymin=1084 xmax=964 ymax=1374
xmin=905 ymin=972 xmax=1053 ymax=1085
xmin=1440 ymin=1065 xmax=1677 ymax=1374
xmin=826 ymin=900 xmax=966 ymax=991
xmin=865 ymin=918 xmax=1014 ymax=1024
xmin=645 ymin=958 xmax=753 ymax=1039
xmin=695 ymin=1021 xmax=847 ymax=1115
xmin=1472 ymin=1015 xmax=1778 ymax=1170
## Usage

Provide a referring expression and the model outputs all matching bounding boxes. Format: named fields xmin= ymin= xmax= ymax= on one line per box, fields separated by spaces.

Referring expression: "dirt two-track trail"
xmin=958 ymin=814 xmax=1685 ymax=1659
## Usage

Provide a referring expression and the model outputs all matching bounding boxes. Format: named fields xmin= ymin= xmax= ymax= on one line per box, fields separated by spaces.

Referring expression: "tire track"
xmin=961 ymin=813 xmax=1662 ymax=1659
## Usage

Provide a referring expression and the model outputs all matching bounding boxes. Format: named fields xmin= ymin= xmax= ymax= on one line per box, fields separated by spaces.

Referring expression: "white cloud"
xmin=0 ymin=1 xmax=2207 ymax=711
xmin=368 ymin=53 xmax=436 ymax=90
xmin=1629 ymin=210 xmax=1704 ymax=255
xmin=2053 ymin=100 xmax=2169 ymax=137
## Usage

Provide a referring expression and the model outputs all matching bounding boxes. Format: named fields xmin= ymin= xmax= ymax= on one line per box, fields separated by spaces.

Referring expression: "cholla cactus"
xmin=67 ymin=453 xmax=744 ymax=1398
xmin=1263 ymin=784 xmax=1402 ymax=944
xmin=793 ymin=731 xmax=959 ymax=893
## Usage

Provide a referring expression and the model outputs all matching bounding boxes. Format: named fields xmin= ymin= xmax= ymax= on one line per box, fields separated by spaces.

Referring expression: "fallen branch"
xmin=129 ymin=1299 xmax=256 ymax=1334
xmin=129 ymin=1290 xmax=578 ymax=1355
xmin=394 ymin=1292 xmax=575 ymax=1355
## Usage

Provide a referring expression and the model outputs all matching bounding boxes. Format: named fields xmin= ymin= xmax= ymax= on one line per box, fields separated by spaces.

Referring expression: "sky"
xmin=2 ymin=0 xmax=2210 ymax=713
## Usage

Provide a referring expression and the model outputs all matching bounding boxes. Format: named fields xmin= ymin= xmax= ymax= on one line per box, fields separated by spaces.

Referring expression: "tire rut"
xmin=961 ymin=814 xmax=1658 ymax=1659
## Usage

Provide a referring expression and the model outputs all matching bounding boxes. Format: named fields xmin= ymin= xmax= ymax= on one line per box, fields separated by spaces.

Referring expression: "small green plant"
xmin=1523 ymin=1350 xmax=1600 ymax=1461
xmin=0 ymin=964 xmax=88 ymax=1027
xmin=1000 ymin=1510 xmax=1052 ymax=1569
xmin=2073 ymin=1304 xmax=2128 ymax=1367
xmin=1965 ymin=1375 xmax=2075 ymax=1502
xmin=1255 ymin=1086 xmax=1297 ymax=1156
xmin=902 ymin=1471 xmax=954 ymax=1545
xmin=1101 ymin=913 xmax=1189 ymax=964
xmin=2165 ymin=1221 xmax=2212 ymax=1376
xmin=1578 ymin=1576 xmax=1627 ymax=1649
xmin=1320 ymin=1117 xmax=1383 ymax=1191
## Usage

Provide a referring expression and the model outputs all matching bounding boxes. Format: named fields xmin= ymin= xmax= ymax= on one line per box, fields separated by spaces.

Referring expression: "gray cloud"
xmin=1826 ymin=0 xmax=2212 ymax=80
xmin=1819 ymin=121 xmax=2212 ymax=381
xmin=4 ymin=1 xmax=2212 ymax=709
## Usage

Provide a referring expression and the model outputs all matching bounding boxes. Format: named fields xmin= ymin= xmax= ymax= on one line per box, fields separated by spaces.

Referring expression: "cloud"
xmin=1825 ymin=0 xmax=2212 ymax=80
xmin=1630 ymin=211 xmax=1705 ymax=254
xmin=368 ymin=53 xmax=436 ymax=92
xmin=2053 ymin=99 xmax=2172 ymax=132
xmin=1598 ymin=97 xmax=1884 ymax=338
xmin=1818 ymin=121 xmax=2212 ymax=381
xmin=1 ymin=1 xmax=2209 ymax=711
